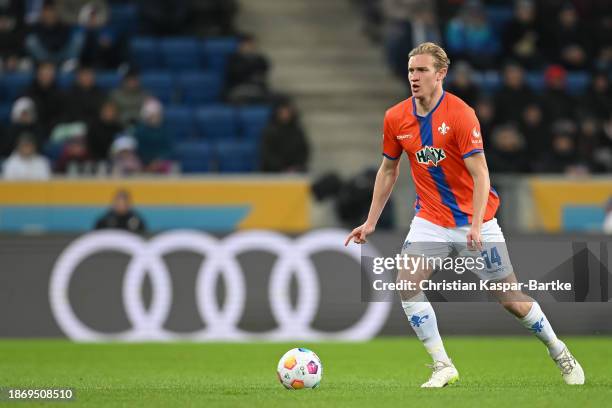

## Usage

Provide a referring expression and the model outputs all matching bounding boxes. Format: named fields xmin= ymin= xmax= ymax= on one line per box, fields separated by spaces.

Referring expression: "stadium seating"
xmin=216 ymin=141 xmax=259 ymax=173
xmin=238 ymin=106 xmax=272 ymax=142
xmin=174 ymin=141 xmax=214 ymax=173
xmin=109 ymin=4 xmax=139 ymax=36
xmin=160 ymin=38 xmax=205 ymax=71
xmin=164 ymin=106 xmax=196 ymax=141
xmin=140 ymin=71 xmax=176 ymax=104
xmin=195 ymin=105 xmax=238 ymax=141
xmin=177 ymin=71 xmax=223 ymax=104
xmin=0 ymin=72 xmax=33 ymax=102
xmin=95 ymin=71 xmax=122 ymax=90
xmin=0 ymin=103 xmax=11 ymax=123
xmin=130 ymin=37 xmax=161 ymax=70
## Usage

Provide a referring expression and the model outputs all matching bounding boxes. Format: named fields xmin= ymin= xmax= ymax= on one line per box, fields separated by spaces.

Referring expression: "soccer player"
xmin=344 ymin=42 xmax=585 ymax=387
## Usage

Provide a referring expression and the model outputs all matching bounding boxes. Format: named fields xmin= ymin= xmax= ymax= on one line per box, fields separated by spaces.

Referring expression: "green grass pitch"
xmin=0 ymin=337 xmax=610 ymax=407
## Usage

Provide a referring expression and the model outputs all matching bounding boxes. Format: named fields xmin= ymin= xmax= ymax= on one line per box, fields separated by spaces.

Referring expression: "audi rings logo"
xmin=49 ymin=229 xmax=391 ymax=341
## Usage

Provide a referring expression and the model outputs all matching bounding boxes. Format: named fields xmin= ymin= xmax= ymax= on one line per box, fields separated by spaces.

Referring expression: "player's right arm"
xmin=344 ymin=157 xmax=401 ymax=246
xmin=345 ymin=112 xmax=402 ymax=246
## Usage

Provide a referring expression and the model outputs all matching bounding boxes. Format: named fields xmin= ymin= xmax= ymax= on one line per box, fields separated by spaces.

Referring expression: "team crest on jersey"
xmin=415 ymin=146 xmax=446 ymax=166
xmin=438 ymin=122 xmax=450 ymax=135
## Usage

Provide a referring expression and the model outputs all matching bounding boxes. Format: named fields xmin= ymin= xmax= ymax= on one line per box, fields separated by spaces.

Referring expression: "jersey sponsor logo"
xmin=438 ymin=122 xmax=450 ymax=135
xmin=396 ymin=134 xmax=414 ymax=140
xmin=472 ymin=127 xmax=481 ymax=138
xmin=415 ymin=146 xmax=446 ymax=166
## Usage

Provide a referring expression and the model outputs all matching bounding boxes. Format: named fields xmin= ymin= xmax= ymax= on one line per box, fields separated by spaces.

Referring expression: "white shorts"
xmin=402 ymin=216 xmax=513 ymax=281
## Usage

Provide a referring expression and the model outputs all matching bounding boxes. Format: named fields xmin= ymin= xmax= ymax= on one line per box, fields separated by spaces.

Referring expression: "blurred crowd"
xmin=355 ymin=0 xmax=612 ymax=174
xmin=0 ymin=0 xmax=311 ymax=179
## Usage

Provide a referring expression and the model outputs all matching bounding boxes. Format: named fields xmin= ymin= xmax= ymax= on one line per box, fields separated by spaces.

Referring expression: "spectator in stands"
xmin=63 ymin=65 xmax=106 ymax=124
xmin=225 ymin=34 xmax=270 ymax=104
xmin=486 ymin=124 xmax=530 ymax=173
xmin=109 ymin=67 xmax=150 ymax=126
xmin=110 ymin=133 xmax=142 ymax=176
xmin=260 ymin=101 xmax=309 ymax=173
xmin=535 ymin=120 xmax=584 ymax=174
xmin=502 ymin=0 xmax=542 ymax=69
xmin=599 ymin=115 xmax=612 ymax=172
xmin=139 ymin=0 xmax=191 ymax=36
xmin=191 ymin=0 xmax=238 ymax=36
xmin=1 ymin=97 xmax=44 ymax=158
xmin=76 ymin=1 xmax=124 ymax=69
xmin=87 ymin=100 xmax=123 ymax=162
xmin=520 ymin=102 xmax=550 ymax=157
xmin=385 ymin=6 xmax=441 ymax=83
xmin=24 ymin=61 xmax=63 ymax=137
xmin=445 ymin=0 xmax=499 ymax=69
xmin=579 ymin=71 xmax=611 ymax=121
xmin=0 ymin=0 xmax=26 ymax=72
xmin=541 ymin=3 xmax=591 ymax=71
xmin=2 ymin=134 xmax=51 ymax=180
xmin=494 ymin=62 xmax=535 ymax=124
xmin=541 ymin=64 xmax=575 ymax=122
xmin=56 ymin=0 xmax=108 ymax=25
xmin=133 ymin=98 xmax=173 ymax=173
xmin=25 ymin=1 xmax=84 ymax=67
xmin=593 ymin=15 xmax=611 ymax=72
xmin=577 ymin=116 xmax=612 ymax=173
xmin=55 ymin=131 xmax=92 ymax=174
xmin=446 ymin=61 xmax=479 ymax=106
xmin=474 ymin=96 xmax=495 ymax=146
xmin=94 ymin=189 xmax=146 ymax=233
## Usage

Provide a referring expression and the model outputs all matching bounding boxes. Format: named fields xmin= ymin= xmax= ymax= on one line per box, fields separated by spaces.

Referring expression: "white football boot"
xmin=421 ymin=360 xmax=459 ymax=388
xmin=552 ymin=347 xmax=585 ymax=385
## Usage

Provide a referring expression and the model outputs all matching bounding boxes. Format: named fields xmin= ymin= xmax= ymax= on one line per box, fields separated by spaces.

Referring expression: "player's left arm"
xmin=464 ymin=153 xmax=490 ymax=250
xmin=455 ymin=107 xmax=488 ymax=250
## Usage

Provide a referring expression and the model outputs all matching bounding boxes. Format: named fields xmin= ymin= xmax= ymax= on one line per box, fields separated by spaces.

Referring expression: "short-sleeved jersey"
xmin=382 ymin=91 xmax=499 ymax=228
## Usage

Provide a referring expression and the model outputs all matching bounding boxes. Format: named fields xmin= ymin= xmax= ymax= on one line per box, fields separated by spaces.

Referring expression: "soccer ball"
xmin=276 ymin=348 xmax=322 ymax=389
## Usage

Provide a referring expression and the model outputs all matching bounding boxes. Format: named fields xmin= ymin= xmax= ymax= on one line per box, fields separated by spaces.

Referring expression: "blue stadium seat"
xmin=42 ymin=141 xmax=64 ymax=162
xmin=57 ymin=72 xmax=75 ymax=89
xmin=526 ymin=71 xmax=545 ymax=93
xmin=195 ymin=106 xmax=238 ymax=141
xmin=130 ymin=37 xmax=161 ymax=70
xmin=177 ymin=71 xmax=223 ymax=104
xmin=238 ymin=105 xmax=272 ymax=141
xmin=160 ymin=38 xmax=204 ymax=71
xmin=96 ymin=71 xmax=121 ymax=89
xmin=216 ymin=141 xmax=258 ymax=173
xmin=202 ymin=37 xmax=239 ymax=75
xmin=0 ymin=72 xmax=32 ymax=102
xmin=164 ymin=106 xmax=196 ymax=141
xmin=0 ymin=103 xmax=11 ymax=124
xmin=486 ymin=6 xmax=514 ymax=34
xmin=566 ymin=72 xmax=589 ymax=95
xmin=479 ymin=71 xmax=501 ymax=94
xmin=174 ymin=141 xmax=214 ymax=173
xmin=110 ymin=4 xmax=139 ymax=36
xmin=140 ymin=71 xmax=175 ymax=104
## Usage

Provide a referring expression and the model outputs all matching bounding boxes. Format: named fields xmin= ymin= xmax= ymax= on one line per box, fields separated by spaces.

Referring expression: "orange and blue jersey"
xmin=382 ymin=91 xmax=499 ymax=228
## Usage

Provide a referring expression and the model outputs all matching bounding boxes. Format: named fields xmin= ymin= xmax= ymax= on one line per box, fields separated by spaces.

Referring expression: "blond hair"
xmin=408 ymin=42 xmax=451 ymax=71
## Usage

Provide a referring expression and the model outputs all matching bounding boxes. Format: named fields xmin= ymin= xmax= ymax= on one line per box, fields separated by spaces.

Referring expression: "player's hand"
xmin=344 ymin=223 xmax=375 ymax=246
xmin=466 ymin=226 xmax=483 ymax=251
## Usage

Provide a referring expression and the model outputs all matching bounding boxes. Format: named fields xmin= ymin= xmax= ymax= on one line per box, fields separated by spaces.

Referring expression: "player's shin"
xmin=515 ymin=301 xmax=565 ymax=358
xmin=401 ymin=292 xmax=451 ymax=364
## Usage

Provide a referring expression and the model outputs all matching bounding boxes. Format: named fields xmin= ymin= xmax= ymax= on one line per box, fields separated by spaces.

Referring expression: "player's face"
xmin=408 ymin=54 xmax=445 ymax=99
